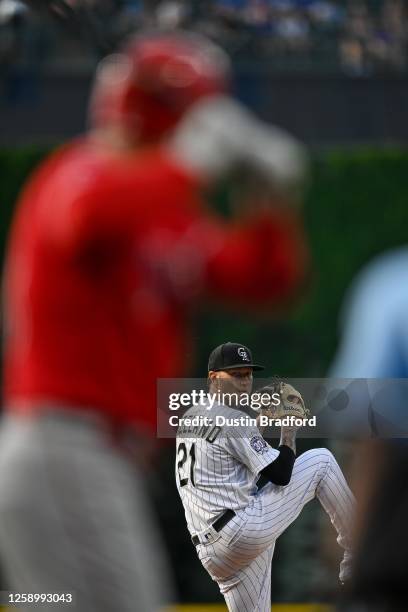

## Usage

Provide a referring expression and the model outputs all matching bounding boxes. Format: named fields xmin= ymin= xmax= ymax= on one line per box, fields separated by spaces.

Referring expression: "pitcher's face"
xmin=209 ymin=366 xmax=253 ymax=396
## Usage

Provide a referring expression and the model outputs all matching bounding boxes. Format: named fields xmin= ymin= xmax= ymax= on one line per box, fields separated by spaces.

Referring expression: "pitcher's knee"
xmin=316 ymin=447 xmax=334 ymax=463
xmin=303 ymin=447 xmax=333 ymax=458
xmin=301 ymin=447 xmax=334 ymax=471
xmin=317 ymin=447 xmax=334 ymax=460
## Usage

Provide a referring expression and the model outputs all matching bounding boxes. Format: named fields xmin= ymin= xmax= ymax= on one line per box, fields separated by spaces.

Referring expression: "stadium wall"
xmin=1 ymin=74 xmax=408 ymax=146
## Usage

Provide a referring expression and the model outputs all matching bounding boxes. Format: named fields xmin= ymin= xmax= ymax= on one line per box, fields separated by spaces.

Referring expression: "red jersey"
xmin=3 ymin=139 xmax=306 ymax=433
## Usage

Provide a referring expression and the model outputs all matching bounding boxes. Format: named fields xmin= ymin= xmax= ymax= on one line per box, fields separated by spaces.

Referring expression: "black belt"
xmin=192 ymin=509 xmax=236 ymax=546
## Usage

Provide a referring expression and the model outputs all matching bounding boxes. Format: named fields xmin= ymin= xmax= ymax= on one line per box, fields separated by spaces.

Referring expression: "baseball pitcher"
xmin=176 ymin=342 xmax=355 ymax=611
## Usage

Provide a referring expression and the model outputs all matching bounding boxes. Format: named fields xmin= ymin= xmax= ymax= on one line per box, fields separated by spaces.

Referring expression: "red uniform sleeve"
xmin=37 ymin=144 xmax=307 ymax=306
xmin=37 ymin=146 xmax=201 ymax=252
xmin=190 ymin=209 xmax=308 ymax=307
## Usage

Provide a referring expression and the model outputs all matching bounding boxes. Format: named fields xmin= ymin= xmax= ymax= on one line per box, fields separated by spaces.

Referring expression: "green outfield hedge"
xmin=1 ymin=147 xmax=408 ymax=376
xmin=198 ymin=148 xmax=408 ymax=376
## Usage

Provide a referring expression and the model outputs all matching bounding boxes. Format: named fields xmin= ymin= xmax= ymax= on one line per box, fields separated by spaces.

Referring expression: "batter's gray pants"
xmin=0 ymin=410 xmax=172 ymax=612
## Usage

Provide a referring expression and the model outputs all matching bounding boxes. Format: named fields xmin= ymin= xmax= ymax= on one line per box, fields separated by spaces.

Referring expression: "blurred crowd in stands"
xmin=0 ymin=0 xmax=407 ymax=98
xmin=209 ymin=0 xmax=408 ymax=74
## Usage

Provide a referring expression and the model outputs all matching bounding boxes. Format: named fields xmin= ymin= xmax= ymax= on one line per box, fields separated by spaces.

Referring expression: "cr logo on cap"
xmin=237 ymin=347 xmax=250 ymax=361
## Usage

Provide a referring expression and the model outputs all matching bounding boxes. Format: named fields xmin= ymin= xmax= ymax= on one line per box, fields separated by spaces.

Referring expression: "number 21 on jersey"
xmin=177 ymin=442 xmax=196 ymax=487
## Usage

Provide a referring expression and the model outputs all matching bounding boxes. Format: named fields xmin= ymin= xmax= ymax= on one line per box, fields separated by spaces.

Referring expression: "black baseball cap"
xmin=208 ymin=342 xmax=265 ymax=372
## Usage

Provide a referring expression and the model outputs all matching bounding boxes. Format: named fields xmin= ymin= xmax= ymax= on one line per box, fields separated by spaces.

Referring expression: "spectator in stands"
xmin=272 ymin=6 xmax=311 ymax=53
xmin=156 ymin=1 xmax=190 ymax=29
xmin=308 ymin=0 xmax=344 ymax=29
xmin=379 ymin=0 xmax=407 ymax=70
xmin=339 ymin=36 xmax=367 ymax=75
xmin=0 ymin=0 xmax=51 ymax=105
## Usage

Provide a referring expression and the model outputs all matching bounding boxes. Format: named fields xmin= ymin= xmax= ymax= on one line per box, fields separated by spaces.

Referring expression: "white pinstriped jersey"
xmin=175 ymin=402 xmax=278 ymax=534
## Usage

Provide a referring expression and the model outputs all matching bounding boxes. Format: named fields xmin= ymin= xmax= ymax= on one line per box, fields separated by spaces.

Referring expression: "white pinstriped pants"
xmin=197 ymin=448 xmax=355 ymax=612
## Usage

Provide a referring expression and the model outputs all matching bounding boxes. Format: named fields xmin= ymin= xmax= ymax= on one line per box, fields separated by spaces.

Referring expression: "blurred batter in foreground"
xmin=0 ymin=31 xmax=308 ymax=611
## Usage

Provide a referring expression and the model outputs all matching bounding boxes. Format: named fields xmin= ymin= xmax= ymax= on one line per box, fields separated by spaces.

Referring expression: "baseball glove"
xmin=256 ymin=377 xmax=310 ymax=420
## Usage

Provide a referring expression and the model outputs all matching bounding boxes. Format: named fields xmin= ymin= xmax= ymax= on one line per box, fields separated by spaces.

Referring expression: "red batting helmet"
xmin=89 ymin=31 xmax=231 ymax=142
